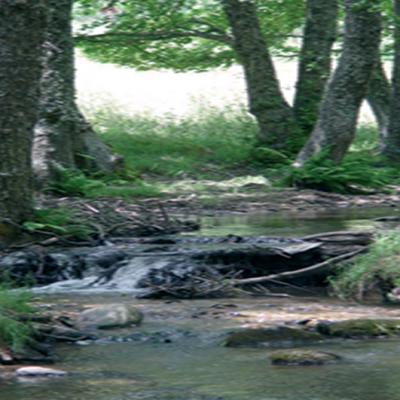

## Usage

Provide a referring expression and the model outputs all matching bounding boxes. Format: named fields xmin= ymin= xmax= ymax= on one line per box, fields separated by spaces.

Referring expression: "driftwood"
xmin=231 ymin=247 xmax=367 ymax=286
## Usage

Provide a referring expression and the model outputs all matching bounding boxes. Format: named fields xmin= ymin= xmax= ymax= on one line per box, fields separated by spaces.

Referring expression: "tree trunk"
xmin=0 ymin=1 xmax=47 ymax=224
xmin=382 ymin=0 xmax=400 ymax=161
xmin=293 ymin=0 xmax=339 ymax=137
xmin=366 ymin=59 xmax=391 ymax=143
xmin=33 ymin=0 xmax=120 ymax=185
xmin=221 ymin=0 xmax=299 ymax=151
xmin=295 ymin=0 xmax=381 ymax=166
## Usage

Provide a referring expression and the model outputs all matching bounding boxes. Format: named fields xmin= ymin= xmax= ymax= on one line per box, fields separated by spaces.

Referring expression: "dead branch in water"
xmin=231 ymin=247 xmax=367 ymax=286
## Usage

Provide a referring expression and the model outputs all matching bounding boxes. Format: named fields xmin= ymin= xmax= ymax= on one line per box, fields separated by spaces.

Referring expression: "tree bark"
xmin=382 ymin=0 xmax=400 ymax=161
xmin=33 ymin=0 xmax=120 ymax=185
xmin=295 ymin=0 xmax=381 ymax=166
xmin=221 ymin=0 xmax=299 ymax=151
xmin=293 ymin=0 xmax=339 ymax=137
xmin=0 ymin=1 xmax=47 ymax=224
xmin=366 ymin=59 xmax=391 ymax=143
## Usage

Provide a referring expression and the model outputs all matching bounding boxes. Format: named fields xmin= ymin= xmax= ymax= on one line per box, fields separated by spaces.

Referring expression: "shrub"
xmin=284 ymin=152 xmax=394 ymax=193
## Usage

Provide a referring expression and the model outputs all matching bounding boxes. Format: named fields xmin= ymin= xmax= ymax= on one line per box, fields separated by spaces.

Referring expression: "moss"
xmin=224 ymin=326 xmax=322 ymax=347
xmin=269 ymin=349 xmax=341 ymax=366
xmin=316 ymin=319 xmax=400 ymax=338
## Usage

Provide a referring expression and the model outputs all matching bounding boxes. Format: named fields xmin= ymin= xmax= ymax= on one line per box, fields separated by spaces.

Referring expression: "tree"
xmin=293 ymin=0 xmax=339 ymax=136
xmin=382 ymin=0 xmax=400 ymax=160
xmin=366 ymin=59 xmax=391 ymax=143
xmin=33 ymin=0 xmax=120 ymax=185
xmin=295 ymin=0 xmax=382 ymax=166
xmin=0 ymin=1 xmax=47 ymax=226
xmin=220 ymin=0 xmax=298 ymax=149
xmin=76 ymin=0 xmax=335 ymax=151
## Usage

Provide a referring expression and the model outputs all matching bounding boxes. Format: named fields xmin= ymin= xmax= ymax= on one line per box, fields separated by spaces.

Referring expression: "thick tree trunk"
xmin=293 ymin=0 xmax=339 ymax=137
xmin=366 ymin=59 xmax=391 ymax=142
xmin=221 ymin=0 xmax=299 ymax=150
xmin=0 ymin=2 xmax=47 ymax=224
xmin=295 ymin=0 xmax=381 ymax=166
xmin=382 ymin=0 xmax=400 ymax=161
xmin=33 ymin=0 xmax=120 ymax=184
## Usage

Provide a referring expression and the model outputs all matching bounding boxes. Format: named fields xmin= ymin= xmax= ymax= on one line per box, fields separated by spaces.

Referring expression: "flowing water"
xmin=2 ymin=208 xmax=400 ymax=400
xmin=2 ymin=295 xmax=400 ymax=400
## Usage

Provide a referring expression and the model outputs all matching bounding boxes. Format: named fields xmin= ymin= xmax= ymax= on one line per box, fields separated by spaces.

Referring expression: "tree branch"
xmin=75 ymin=30 xmax=233 ymax=45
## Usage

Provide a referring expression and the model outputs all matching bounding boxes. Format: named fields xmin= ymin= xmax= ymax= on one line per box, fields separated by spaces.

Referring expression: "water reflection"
xmin=196 ymin=208 xmax=400 ymax=237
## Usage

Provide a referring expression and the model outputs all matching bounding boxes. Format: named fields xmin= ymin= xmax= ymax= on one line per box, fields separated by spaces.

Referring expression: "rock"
xmin=15 ymin=366 xmax=67 ymax=377
xmin=269 ymin=349 xmax=341 ymax=366
xmin=0 ymin=348 xmax=14 ymax=364
xmin=224 ymin=326 xmax=322 ymax=347
xmin=316 ymin=319 xmax=400 ymax=338
xmin=75 ymin=304 xmax=143 ymax=330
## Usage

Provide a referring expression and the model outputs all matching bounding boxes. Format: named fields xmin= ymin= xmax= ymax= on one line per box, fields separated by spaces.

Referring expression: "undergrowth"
xmin=284 ymin=152 xmax=395 ymax=193
xmin=49 ymin=169 xmax=162 ymax=199
xmin=23 ymin=207 xmax=94 ymax=239
xmin=0 ymin=288 xmax=34 ymax=351
xmin=330 ymin=231 xmax=400 ymax=301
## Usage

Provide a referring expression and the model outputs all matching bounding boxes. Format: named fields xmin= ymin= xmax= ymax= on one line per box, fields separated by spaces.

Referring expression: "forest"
xmin=2 ymin=1 xmax=400 ymax=399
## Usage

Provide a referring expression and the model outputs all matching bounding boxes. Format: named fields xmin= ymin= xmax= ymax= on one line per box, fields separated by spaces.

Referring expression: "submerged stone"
xmin=316 ymin=319 xmax=400 ymax=338
xmin=269 ymin=349 xmax=341 ymax=366
xmin=75 ymin=304 xmax=143 ymax=330
xmin=224 ymin=326 xmax=322 ymax=347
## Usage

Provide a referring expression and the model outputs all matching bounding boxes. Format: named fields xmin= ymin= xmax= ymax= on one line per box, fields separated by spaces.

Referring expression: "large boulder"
xmin=269 ymin=349 xmax=341 ymax=366
xmin=75 ymin=304 xmax=143 ymax=330
xmin=224 ymin=326 xmax=322 ymax=347
xmin=316 ymin=319 xmax=400 ymax=338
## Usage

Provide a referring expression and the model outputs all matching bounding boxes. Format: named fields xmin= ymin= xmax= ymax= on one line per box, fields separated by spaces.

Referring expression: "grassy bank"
xmin=0 ymin=288 xmax=34 ymax=351
xmin=330 ymin=231 xmax=400 ymax=301
xmin=39 ymin=106 xmax=395 ymax=200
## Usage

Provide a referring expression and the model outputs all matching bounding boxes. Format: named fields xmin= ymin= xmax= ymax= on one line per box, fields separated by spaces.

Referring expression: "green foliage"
xmin=23 ymin=207 xmax=94 ymax=239
xmin=49 ymin=169 xmax=162 ymax=199
xmin=87 ymin=106 xmax=258 ymax=178
xmin=251 ymin=147 xmax=291 ymax=166
xmin=0 ymin=288 xmax=34 ymax=351
xmin=75 ymin=0 xmax=305 ymax=71
xmin=284 ymin=151 xmax=395 ymax=193
xmin=330 ymin=231 xmax=400 ymax=300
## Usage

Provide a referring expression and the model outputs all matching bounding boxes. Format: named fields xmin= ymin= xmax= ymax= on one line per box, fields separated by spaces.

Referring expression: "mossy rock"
xmin=316 ymin=319 xmax=400 ymax=338
xmin=252 ymin=147 xmax=290 ymax=166
xmin=224 ymin=326 xmax=322 ymax=348
xmin=269 ymin=349 xmax=341 ymax=366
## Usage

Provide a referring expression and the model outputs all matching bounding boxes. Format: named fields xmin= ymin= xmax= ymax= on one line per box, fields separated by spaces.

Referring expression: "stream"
xmin=2 ymin=208 xmax=400 ymax=400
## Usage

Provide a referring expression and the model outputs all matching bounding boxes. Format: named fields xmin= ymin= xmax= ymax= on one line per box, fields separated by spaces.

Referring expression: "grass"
xmin=330 ymin=231 xmax=400 ymax=301
xmin=49 ymin=169 xmax=162 ymax=199
xmin=86 ymin=106 xmax=258 ymax=179
xmin=61 ymin=106 xmax=397 ymax=197
xmin=0 ymin=288 xmax=34 ymax=351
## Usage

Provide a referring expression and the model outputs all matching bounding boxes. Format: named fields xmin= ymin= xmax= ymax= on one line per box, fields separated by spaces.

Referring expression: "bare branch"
xmin=232 ymin=248 xmax=367 ymax=286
